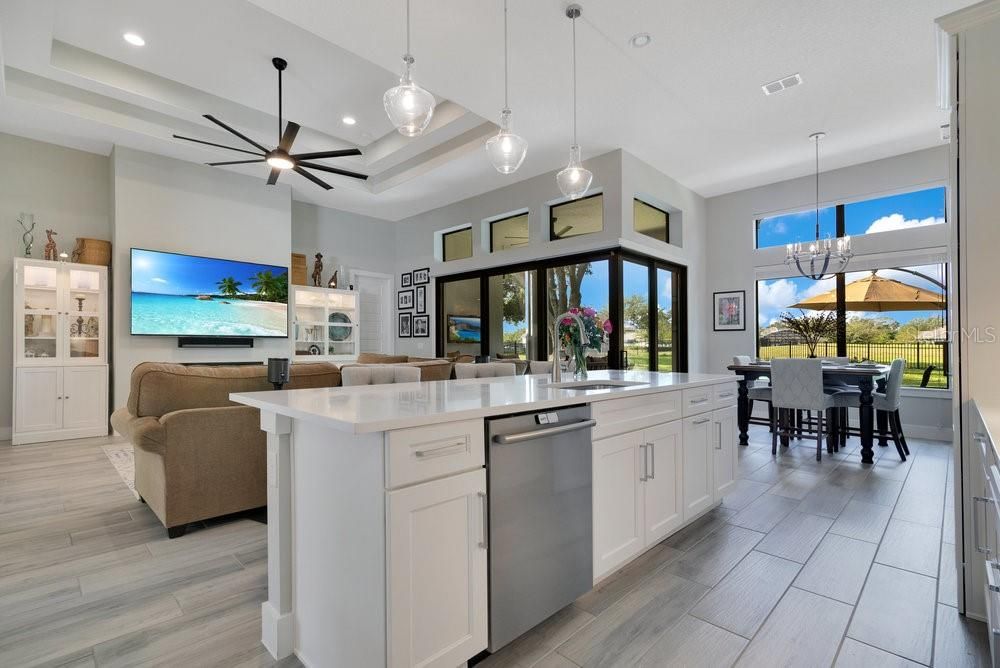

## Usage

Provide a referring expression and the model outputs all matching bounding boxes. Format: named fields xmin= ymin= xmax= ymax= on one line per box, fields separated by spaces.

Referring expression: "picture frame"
xmin=397 ymin=289 xmax=414 ymax=310
xmin=398 ymin=312 xmax=412 ymax=338
xmin=400 ymin=271 xmax=412 ymax=288
xmin=412 ymin=267 xmax=430 ymax=285
xmin=415 ymin=285 xmax=426 ymax=314
xmin=713 ymin=290 xmax=746 ymax=331
xmin=412 ymin=315 xmax=429 ymax=337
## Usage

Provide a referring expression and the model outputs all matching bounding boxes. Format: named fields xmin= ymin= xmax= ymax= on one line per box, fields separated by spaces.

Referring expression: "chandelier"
xmin=785 ymin=132 xmax=853 ymax=280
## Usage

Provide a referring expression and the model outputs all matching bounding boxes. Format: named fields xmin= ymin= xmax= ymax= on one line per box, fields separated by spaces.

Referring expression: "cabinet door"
xmin=713 ymin=406 xmax=738 ymax=500
xmin=15 ymin=367 xmax=62 ymax=433
xmin=643 ymin=421 xmax=684 ymax=545
xmin=387 ymin=469 xmax=487 ymax=668
xmin=682 ymin=414 xmax=714 ymax=520
xmin=62 ymin=265 xmax=106 ymax=364
xmin=62 ymin=367 xmax=108 ymax=431
xmin=593 ymin=431 xmax=645 ymax=580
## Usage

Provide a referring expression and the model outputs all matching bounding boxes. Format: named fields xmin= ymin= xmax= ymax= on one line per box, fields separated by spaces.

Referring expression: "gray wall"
xmin=291 ymin=201 xmax=397 ymax=279
xmin=704 ymin=145 xmax=952 ymax=438
xmin=1 ymin=133 xmax=112 ymax=438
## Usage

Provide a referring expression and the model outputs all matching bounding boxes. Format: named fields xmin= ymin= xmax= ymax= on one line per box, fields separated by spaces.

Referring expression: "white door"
xmin=354 ymin=271 xmax=393 ymax=354
xmin=15 ymin=367 xmax=62 ymax=433
xmin=62 ymin=367 xmax=108 ymax=431
xmin=593 ymin=430 xmax=645 ymax=580
xmin=643 ymin=421 xmax=684 ymax=545
xmin=682 ymin=414 xmax=714 ymax=520
xmin=386 ymin=469 xmax=487 ymax=668
xmin=712 ymin=406 xmax=738 ymax=501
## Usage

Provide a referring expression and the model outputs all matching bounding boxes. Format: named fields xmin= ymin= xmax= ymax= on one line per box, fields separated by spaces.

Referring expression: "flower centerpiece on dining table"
xmin=558 ymin=307 xmax=612 ymax=380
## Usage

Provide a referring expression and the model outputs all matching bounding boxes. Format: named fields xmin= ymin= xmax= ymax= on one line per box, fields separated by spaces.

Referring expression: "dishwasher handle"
xmin=493 ymin=418 xmax=597 ymax=445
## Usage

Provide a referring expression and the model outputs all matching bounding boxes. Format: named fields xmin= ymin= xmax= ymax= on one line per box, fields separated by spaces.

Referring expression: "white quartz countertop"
xmin=230 ymin=370 xmax=735 ymax=434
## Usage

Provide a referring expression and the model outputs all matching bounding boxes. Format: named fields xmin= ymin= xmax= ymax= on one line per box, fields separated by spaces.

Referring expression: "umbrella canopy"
xmin=790 ymin=271 xmax=945 ymax=312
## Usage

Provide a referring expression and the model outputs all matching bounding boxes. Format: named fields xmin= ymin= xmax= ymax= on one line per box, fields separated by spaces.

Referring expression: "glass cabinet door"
xmin=327 ymin=291 xmax=357 ymax=358
xmin=22 ymin=313 xmax=59 ymax=362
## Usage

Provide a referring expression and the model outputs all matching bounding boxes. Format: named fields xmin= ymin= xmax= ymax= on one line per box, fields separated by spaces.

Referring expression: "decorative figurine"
xmin=327 ymin=270 xmax=338 ymax=289
xmin=17 ymin=213 xmax=35 ymax=257
xmin=311 ymin=253 xmax=324 ymax=287
xmin=43 ymin=229 xmax=58 ymax=261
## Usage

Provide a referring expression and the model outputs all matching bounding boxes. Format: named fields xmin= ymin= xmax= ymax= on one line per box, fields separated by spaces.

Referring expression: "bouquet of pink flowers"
xmin=558 ymin=307 xmax=612 ymax=353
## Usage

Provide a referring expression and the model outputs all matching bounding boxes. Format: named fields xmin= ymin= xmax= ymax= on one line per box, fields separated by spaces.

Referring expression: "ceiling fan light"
xmin=556 ymin=145 xmax=592 ymax=199
xmin=486 ymin=108 xmax=527 ymax=174
xmin=266 ymin=151 xmax=294 ymax=170
xmin=384 ymin=59 xmax=435 ymax=137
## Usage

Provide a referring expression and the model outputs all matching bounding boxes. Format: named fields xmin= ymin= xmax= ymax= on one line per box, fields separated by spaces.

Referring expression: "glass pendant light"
xmin=384 ymin=0 xmax=435 ymax=137
xmin=485 ymin=0 xmax=528 ymax=174
xmin=557 ymin=5 xmax=592 ymax=199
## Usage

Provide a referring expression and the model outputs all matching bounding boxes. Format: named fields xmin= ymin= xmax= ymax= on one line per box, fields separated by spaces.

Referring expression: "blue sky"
xmin=131 ymin=249 xmax=286 ymax=295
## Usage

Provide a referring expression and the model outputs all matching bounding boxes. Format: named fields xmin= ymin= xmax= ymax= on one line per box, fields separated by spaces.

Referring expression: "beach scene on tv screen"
xmin=131 ymin=249 xmax=288 ymax=337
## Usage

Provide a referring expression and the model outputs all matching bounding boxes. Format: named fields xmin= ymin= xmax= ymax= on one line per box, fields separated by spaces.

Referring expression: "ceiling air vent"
xmin=762 ymin=73 xmax=802 ymax=96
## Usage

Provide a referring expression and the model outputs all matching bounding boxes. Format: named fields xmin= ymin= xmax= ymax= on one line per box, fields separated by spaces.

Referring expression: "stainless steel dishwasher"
xmin=486 ymin=405 xmax=595 ymax=652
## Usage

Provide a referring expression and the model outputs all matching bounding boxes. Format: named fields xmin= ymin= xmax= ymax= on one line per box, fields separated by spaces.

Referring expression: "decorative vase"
xmin=572 ymin=344 xmax=588 ymax=381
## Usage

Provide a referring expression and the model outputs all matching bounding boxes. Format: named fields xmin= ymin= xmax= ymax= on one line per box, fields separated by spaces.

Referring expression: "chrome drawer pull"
xmin=690 ymin=397 xmax=709 ymax=405
xmin=414 ymin=440 xmax=467 ymax=459
xmin=718 ymin=392 xmax=735 ymax=398
xmin=715 ymin=422 xmax=723 ymax=449
xmin=648 ymin=442 xmax=655 ymax=479
xmin=975 ymin=495 xmax=994 ymax=555
xmin=478 ymin=492 xmax=488 ymax=550
xmin=639 ymin=443 xmax=648 ymax=482
xmin=692 ymin=417 xmax=711 ymax=425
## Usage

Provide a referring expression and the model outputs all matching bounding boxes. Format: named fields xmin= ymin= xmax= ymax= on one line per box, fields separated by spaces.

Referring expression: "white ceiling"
xmin=0 ymin=0 xmax=968 ymax=221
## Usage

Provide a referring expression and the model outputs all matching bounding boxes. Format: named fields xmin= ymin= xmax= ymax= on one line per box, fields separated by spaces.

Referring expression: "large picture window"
xmin=756 ymin=263 xmax=949 ymax=388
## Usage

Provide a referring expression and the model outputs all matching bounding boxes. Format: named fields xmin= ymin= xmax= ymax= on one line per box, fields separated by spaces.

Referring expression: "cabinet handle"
xmin=478 ymin=492 xmax=488 ymax=550
xmin=690 ymin=397 xmax=709 ymax=405
xmin=718 ymin=391 xmax=735 ymax=398
xmin=639 ymin=443 xmax=648 ymax=482
xmin=974 ymin=432 xmax=989 ymax=443
xmin=414 ymin=440 xmax=467 ymax=459
xmin=648 ymin=442 xmax=655 ymax=479
xmin=715 ymin=422 xmax=723 ymax=449
xmin=692 ymin=417 xmax=710 ymax=425
xmin=975 ymin=495 xmax=994 ymax=555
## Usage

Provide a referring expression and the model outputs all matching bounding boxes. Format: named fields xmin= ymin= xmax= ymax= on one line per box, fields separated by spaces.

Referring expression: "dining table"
xmin=726 ymin=361 xmax=891 ymax=464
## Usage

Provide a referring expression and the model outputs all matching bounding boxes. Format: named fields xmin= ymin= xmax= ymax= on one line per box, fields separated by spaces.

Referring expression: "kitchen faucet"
xmin=551 ymin=311 xmax=590 ymax=383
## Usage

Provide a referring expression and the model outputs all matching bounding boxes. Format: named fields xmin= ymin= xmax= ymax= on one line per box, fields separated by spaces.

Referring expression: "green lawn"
xmin=623 ymin=345 xmax=673 ymax=372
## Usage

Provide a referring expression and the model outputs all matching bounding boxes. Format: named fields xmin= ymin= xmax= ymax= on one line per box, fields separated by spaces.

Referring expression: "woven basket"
xmin=71 ymin=238 xmax=112 ymax=266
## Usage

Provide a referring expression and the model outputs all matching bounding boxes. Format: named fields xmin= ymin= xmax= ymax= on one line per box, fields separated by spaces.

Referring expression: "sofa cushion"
xmin=127 ymin=362 xmax=341 ymax=418
xmin=356 ymin=352 xmax=409 ymax=364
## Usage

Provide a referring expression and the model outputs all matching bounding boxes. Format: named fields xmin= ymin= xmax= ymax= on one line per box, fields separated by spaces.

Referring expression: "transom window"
xmin=489 ymin=212 xmax=529 ymax=252
xmin=633 ymin=198 xmax=669 ymax=244
xmin=442 ymin=227 xmax=473 ymax=262
xmin=550 ymin=193 xmax=603 ymax=240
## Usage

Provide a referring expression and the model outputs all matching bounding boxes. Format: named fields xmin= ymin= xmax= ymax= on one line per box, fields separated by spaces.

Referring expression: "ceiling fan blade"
xmin=290 ymin=148 xmax=362 ymax=160
xmin=293 ymin=166 xmax=333 ymax=190
xmin=267 ymin=168 xmax=281 ymax=186
xmin=172 ymin=134 xmax=263 ymax=157
xmin=278 ymin=121 xmax=300 ymax=152
xmin=207 ymin=159 xmax=267 ymax=166
xmin=297 ymin=161 xmax=369 ymax=181
xmin=203 ymin=114 xmax=270 ymax=153
xmin=557 ymin=225 xmax=574 ymax=236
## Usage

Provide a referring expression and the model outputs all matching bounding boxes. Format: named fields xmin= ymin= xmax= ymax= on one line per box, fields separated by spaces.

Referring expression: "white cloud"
xmin=865 ymin=214 xmax=944 ymax=234
xmin=756 ymin=278 xmax=799 ymax=327
xmin=151 ymin=277 xmax=168 ymax=284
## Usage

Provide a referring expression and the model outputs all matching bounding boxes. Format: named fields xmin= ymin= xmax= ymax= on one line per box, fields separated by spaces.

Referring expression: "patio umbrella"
xmin=790 ymin=271 xmax=945 ymax=312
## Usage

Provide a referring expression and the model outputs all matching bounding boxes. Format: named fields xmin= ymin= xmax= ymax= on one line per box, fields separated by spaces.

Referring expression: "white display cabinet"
xmin=290 ymin=285 xmax=359 ymax=361
xmin=13 ymin=258 xmax=109 ymax=444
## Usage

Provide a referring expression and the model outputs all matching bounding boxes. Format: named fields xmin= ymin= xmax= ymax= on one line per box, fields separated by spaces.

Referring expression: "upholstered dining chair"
xmin=831 ymin=358 xmax=909 ymax=460
xmin=341 ymin=365 xmax=421 ymax=386
xmin=454 ymin=362 xmax=517 ymax=379
xmin=528 ymin=360 xmax=554 ymax=375
xmin=770 ymin=358 xmax=838 ymax=460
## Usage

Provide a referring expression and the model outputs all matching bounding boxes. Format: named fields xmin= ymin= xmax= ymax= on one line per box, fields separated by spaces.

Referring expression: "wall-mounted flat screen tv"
xmin=130 ymin=248 xmax=289 ymax=337
xmin=446 ymin=315 xmax=481 ymax=344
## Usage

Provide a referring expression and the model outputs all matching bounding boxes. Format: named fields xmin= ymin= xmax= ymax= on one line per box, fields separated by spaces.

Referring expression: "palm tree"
xmin=251 ymin=271 xmax=274 ymax=301
xmin=778 ymin=310 xmax=837 ymax=357
xmin=216 ymin=277 xmax=242 ymax=297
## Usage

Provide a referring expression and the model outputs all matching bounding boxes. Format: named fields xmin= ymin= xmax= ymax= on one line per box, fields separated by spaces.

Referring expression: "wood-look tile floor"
xmin=1 ymin=429 xmax=988 ymax=667
xmin=480 ymin=426 xmax=991 ymax=668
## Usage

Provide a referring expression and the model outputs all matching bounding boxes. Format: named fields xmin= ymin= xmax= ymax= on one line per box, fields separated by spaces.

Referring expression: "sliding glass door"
xmin=487 ymin=271 xmax=535 ymax=360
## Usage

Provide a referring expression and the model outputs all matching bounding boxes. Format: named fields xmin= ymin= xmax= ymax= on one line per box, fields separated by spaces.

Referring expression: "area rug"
xmin=102 ymin=443 xmax=140 ymax=499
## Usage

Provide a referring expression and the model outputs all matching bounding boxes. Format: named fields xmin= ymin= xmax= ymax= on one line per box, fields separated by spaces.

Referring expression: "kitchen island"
xmin=231 ymin=370 xmax=738 ymax=667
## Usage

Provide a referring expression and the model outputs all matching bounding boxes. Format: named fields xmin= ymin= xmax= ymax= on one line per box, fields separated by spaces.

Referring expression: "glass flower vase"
xmin=572 ymin=344 xmax=588 ymax=381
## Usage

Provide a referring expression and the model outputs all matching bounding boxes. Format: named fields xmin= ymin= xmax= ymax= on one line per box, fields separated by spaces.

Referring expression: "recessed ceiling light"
xmin=342 ymin=116 xmax=357 ymax=126
xmin=123 ymin=32 xmax=145 ymax=47
xmin=628 ymin=32 xmax=652 ymax=48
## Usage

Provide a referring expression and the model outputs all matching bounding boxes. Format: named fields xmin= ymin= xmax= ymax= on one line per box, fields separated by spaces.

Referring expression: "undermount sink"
xmin=543 ymin=380 xmax=648 ymax=390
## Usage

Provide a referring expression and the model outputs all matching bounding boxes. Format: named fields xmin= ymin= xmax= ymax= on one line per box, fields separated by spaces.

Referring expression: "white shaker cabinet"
xmin=682 ymin=413 xmax=714 ymax=520
xmin=386 ymin=468 xmax=488 ymax=668
xmin=712 ymin=405 xmax=738 ymax=500
xmin=593 ymin=430 xmax=646 ymax=578
xmin=642 ymin=420 xmax=684 ymax=545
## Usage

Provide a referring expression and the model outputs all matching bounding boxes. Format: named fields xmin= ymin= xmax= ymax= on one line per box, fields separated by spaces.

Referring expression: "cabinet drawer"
xmin=592 ymin=391 xmax=681 ymax=440
xmin=713 ymin=383 xmax=738 ymax=409
xmin=682 ymin=387 xmax=714 ymax=416
xmin=386 ymin=419 xmax=485 ymax=489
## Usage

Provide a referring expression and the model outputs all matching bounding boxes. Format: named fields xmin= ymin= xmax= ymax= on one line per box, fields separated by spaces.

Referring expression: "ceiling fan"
xmin=173 ymin=57 xmax=367 ymax=191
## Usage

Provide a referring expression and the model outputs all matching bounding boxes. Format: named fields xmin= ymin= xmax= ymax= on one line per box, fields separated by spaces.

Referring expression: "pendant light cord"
xmin=814 ymin=134 xmax=820 ymax=241
xmin=503 ymin=0 xmax=509 ymax=109
xmin=571 ymin=13 xmax=578 ymax=145
xmin=405 ymin=0 xmax=412 ymax=57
